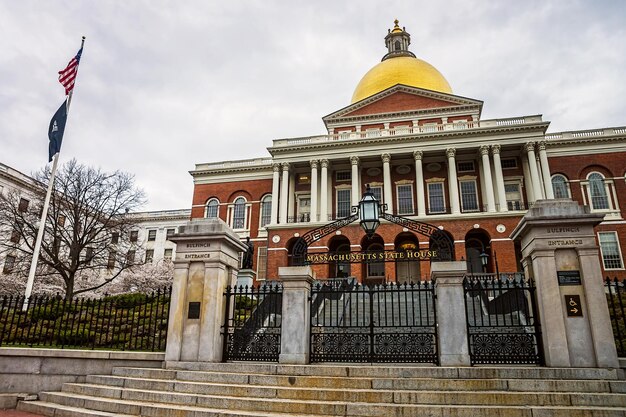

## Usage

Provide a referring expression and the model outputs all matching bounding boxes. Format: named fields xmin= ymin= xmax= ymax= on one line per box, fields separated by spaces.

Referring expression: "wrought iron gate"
xmin=310 ymin=279 xmax=437 ymax=363
xmin=222 ymin=283 xmax=283 ymax=362
xmin=464 ymin=273 xmax=543 ymax=365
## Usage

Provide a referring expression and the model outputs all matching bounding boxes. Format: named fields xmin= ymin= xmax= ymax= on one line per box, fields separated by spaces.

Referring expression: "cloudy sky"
xmin=1 ymin=0 xmax=625 ymax=211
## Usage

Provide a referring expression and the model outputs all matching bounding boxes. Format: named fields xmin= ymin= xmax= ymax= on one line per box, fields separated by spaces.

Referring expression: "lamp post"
xmin=479 ymin=250 xmax=489 ymax=273
xmin=359 ymin=185 xmax=380 ymax=237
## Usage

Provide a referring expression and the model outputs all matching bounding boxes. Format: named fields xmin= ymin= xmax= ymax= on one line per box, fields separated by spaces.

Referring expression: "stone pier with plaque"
xmin=165 ymin=218 xmax=246 ymax=363
xmin=511 ymin=199 xmax=619 ymax=368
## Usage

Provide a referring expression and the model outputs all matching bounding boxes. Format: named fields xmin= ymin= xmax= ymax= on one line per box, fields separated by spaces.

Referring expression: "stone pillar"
xmin=538 ymin=141 xmax=554 ymax=199
xmin=278 ymin=266 xmax=314 ymax=364
xmin=446 ymin=148 xmax=460 ymax=214
xmin=511 ymin=199 xmax=619 ymax=368
xmin=491 ymin=145 xmax=508 ymax=212
xmin=522 ymin=154 xmax=536 ymax=203
xmin=431 ymin=261 xmax=471 ymax=366
xmin=279 ymin=163 xmax=290 ymax=224
xmin=479 ymin=145 xmax=496 ymax=213
xmin=382 ymin=153 xmax=393 ymax=214
xmin=165 ymin=218 xmax=246 ymax=364
xmin=270 ymin=163 xmax=280 ymax=225
xmin=320 ymin=159 xmax=329 ymax=221
xmin=414 ymin=151 xmax=426 ymax=216
xmin=525 ymin=142 xmax=543 ymax=200
xmin=288 ymin=172 xmax=295 ymax=221
xmin=350 ymin=156 xmax=360 ymax=208
xmin=310 ymin=160 xmax=318 ymax=222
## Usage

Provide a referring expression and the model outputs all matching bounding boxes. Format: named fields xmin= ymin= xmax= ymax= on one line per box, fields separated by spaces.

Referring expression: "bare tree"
xmin=0 ymin=159 xmax=146 ymax=300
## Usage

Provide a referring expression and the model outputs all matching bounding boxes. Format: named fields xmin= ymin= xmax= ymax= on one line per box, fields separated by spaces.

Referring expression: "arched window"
xmin=233 ymin=197 xmax=246 ymax=229
xmin=205 ymin=198 xmax=219 ymax=218
xmin=551 ymin=175 xmax=570 ymax=199
xmin=588 ymin=173 xmax=609 ymax=210
xmin=394 ymin=40 xmax=401 ymax=51
xmin=260 ymin=195 xmax=272 ymax=227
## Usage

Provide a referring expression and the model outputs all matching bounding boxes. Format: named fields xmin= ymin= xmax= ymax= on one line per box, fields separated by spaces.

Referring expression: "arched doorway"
xmin=328 ymin=235 xmax=351 ymax=278
xmin=465 ymin=229 xmax=491 ymax=273
xmin=395 ymin=232 xmax=421 ymax=282
xmin=361 ymin=234 xmax=385 ymax=285
xmin=429 ymin=229 xmax=455 ymax=261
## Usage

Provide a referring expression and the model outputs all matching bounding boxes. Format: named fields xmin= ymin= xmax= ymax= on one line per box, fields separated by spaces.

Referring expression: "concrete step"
xmin=18 ymin=400 xmax=135 ymax=417
xmin=96 ymin=369 xmax=626 ymax=393
xmin=61 ymin=382 xmax=626 ymax=408
xmin=21 ymin=391 xmax=626 ymax=417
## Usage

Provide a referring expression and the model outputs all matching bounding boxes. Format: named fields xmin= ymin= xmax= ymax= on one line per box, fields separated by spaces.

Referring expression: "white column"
xmin=310 ymin=160 xmax=318 ymax=222
xmin=350 ymin=156 xmax=360 ymax=207
xmin=491 ymin=145 xmax=508 ymax=212
xmin=413 ymin=151 xmax=426 ymax=216
xmin=288 ymin=172 xmax=295 ymax=222
xmin=522 ymin=154 xmax=536 ymax=203
xmin=480 ymin=145 xmax=496 ymax=213
xmin=382 ymin=153 xmax=393 ymax=214
xmin=447 ymin=148 xmax=460 ymax=214
xmin=279 ymin=162 xmax=290 ymax=224
xmin=525 ymin=142 xmax=543 ymax=200
xmin=319 ymin=159 xmax=329 ymax=222
xmin=270 ymin=163 xmax=280 ymax=224
xmin=538 ymin=141 xmax=554 ymax=199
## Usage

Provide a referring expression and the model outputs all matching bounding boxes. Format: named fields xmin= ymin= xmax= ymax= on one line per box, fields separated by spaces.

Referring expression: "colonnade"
xmin=269 ymin=141 xmax=553 ymax=225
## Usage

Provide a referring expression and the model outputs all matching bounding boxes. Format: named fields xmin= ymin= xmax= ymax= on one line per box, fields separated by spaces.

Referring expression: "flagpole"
xmin=23 ymin=36 xmax=85 ymax=310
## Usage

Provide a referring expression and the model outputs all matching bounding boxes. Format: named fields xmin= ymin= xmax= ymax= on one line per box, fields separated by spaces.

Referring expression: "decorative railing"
xmin=0 ymin=288 xmax=171 ymax=351
xmin=605 ymin=278 xmax=626 ymax=357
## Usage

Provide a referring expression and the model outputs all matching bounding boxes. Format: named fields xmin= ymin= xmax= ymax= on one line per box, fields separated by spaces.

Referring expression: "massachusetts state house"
xmin=188 ymin=21 xmax=626 ymax=283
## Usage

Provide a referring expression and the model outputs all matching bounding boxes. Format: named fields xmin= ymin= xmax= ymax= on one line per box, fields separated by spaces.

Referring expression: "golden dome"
xmin=351 ymin=56 xmax=453 ymax=103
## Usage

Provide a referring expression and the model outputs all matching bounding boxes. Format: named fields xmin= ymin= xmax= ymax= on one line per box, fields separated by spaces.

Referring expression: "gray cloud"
xmin=1 ymin=0 xmax=624 ymax=210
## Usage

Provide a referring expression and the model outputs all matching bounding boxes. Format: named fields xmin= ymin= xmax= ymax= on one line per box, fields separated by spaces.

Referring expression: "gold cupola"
xmin=351 ymin=20 xmax=452 ymax=103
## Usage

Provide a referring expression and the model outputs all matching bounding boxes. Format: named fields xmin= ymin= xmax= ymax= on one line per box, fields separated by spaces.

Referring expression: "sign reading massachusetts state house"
xmin=306 ymin=249 xmax=438 ymax=264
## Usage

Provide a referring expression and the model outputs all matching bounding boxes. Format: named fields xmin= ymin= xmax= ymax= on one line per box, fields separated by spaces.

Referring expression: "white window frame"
xmin=584 ymin=172 xmax=614 ymax=212
xmin=598 ymin=231 xmax=624 ymax=270
xmin=230 ymin=196 xmax=249 ymax=230
xmin=205 ymin=198 xmax=220 ymax=218
xmin=369 ymin=184 xmax=383 ymax=205
xmin=504 ymin=180 xmax=524 ymax=211
xmin=259 ymin=194 xmax=272 ymax=227
xmin=551 ymin=174 xmax=571 ymax=199
xmin=296 ymin=193 xmax=311 ymax=223
xmin=427 ymin=181 xmax=446 ymax=214
xmin=147 ymin=229 xmax=157 ymax=242
xmin=396 ymin=183 xmax=414 ymax=215
xmin=336 ymin=187 xmax=352 ymax=218
xmin=459 ymin=178 xmax=479 ymax=212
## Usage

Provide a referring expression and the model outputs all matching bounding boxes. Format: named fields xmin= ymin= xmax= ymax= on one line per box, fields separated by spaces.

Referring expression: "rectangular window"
xmin=427 ymin=183 xmax=445 ymax=214
xmin=260 ymin=200 xmax=272 ymax=227
xmin=107 ymin=251 xmax=116 ymax=270
xmin=126 ymin=250 xmax=135 ymax=266
xmin=336 ymin=171 xmax=351 ymax=182
xmin=10 ymin=228 xmax=20 ymax=244
xmin=457 ymin=161 xmax=475 ymax=173
xmin=505 ymin=183 xmax=523 ymax=210
xmin=84 ymin=247 xmax=94 ymax=265
xmin=145 ymin=249 xmax=154 ymax=263
xmin=164 ymin=248 xmax=173 ymax=260
xmin=297 ymin=195 xmax=311 ymax=222
xmin=396 ymin=184 xmax=414 ymax=215
xmin=3 ymin=255 xmax=16 ymax=274
xmin=256 ymin=247 xmax=268 ymax=281
xmin=599 ymin=232 xmax=624 ymax=270
xmin=18 ymin=198 xmax=29 ymax=213
xmin=166 ymin=228 xmax=176 ymax=239
xmin=147 ymin=230 xmax=157 ymax=241
xmin=370 ymin=186 xmax=383 ymax=204
xmin=111 ymin=232 xmax=119 ymax=244
xmin=130 ymin=230 xmax=138 ymax=242
xmin=501 ymin=158 xmax=518 ymax=169
xmin=459 ymin=180 xmax=479 ymax=212
xmin=336 ymin=189 xmax=351 ymax=218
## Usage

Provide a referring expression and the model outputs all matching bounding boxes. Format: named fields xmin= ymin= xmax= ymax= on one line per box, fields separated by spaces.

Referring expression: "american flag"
xmin=58 ymin=47 xmax=83 ymax=95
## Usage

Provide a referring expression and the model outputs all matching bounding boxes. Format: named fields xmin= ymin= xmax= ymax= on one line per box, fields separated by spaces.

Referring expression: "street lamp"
xmin=359 ymin=185 xmax=380 ymax=237
xmin=479 ymin=250 xmax=489 ymax=273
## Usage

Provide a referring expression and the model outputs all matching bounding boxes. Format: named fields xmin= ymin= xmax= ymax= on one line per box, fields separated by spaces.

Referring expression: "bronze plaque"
xmin=188 ymin=302 xmax=201 ymax=319
xmin=565 ymin=295 xmax=583 ymax=317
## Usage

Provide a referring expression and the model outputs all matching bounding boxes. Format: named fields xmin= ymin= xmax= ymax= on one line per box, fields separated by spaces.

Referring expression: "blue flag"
xmin=48 ymin=100 xmax=67 ymax=162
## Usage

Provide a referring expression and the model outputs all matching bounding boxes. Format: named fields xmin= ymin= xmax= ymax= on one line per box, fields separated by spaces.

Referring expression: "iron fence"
xmin=222 ymin=283 xmax=283 ymax=362
xmin=310 ymin=279 xmax=438 ymax=363
xmin=464 ymin=273 xmax=542 ymax=365
xmin=605 ymin=277 xmax=626 ymax=357
xmin=0 ymin=288 xmax=171 ymax=351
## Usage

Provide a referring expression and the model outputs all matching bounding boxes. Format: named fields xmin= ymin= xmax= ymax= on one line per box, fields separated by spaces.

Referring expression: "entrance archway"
xmin=328 ymin=235 xmax=351 ymax=278
xmin=465 ymin=229 xmax=491 ymax=273
xmin=361 ymin=234 xmax=385 ymax=284
xmin=395 ymin=232 xmax=421 ymax=282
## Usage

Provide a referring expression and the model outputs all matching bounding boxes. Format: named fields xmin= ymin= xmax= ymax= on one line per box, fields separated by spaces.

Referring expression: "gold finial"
xmin=392 ymin=19 xmax=402 ymax=33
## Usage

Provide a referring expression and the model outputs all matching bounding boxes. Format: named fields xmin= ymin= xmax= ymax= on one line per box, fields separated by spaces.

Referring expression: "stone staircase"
xmin=17 ymin=362 xmax=626 ymax=416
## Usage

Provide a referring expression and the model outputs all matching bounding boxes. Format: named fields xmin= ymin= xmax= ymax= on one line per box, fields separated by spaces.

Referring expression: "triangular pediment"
xmin=323 ymin=85 xmax=483 ymax=123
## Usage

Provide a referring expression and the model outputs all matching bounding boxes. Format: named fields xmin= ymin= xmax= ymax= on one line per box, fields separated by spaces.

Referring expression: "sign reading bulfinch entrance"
xmin=565 ymin=295 xmax=583 ymax=317
xmin=305 ymin=249 xmax=438 ymax=264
